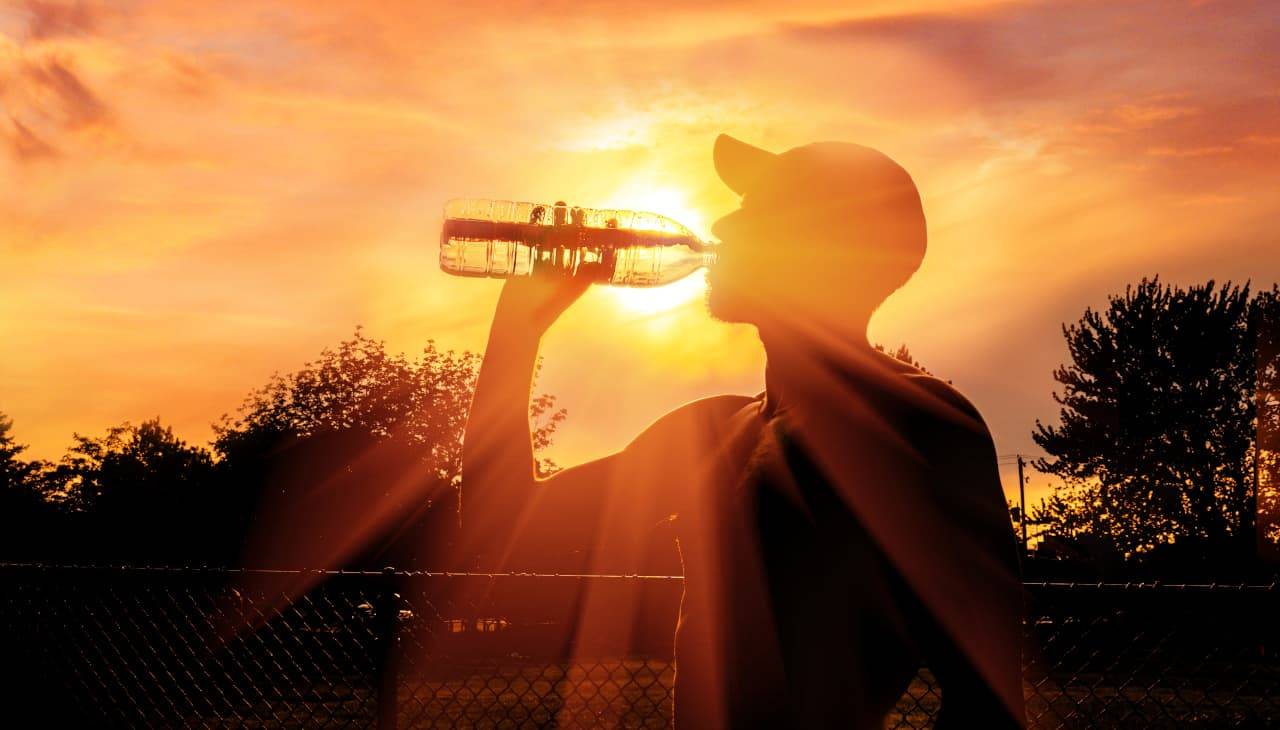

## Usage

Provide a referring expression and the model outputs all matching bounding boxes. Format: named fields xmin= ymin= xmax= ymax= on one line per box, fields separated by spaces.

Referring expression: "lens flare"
xmin=599 ymin=185 xmax=710 ymax=317
xmin=611 ymin=269 xmax=707 ymax=317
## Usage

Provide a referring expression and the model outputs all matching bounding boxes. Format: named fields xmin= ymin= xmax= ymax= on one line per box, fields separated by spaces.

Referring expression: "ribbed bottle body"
xmin=439 ymin=199 xmax=715 ymax=287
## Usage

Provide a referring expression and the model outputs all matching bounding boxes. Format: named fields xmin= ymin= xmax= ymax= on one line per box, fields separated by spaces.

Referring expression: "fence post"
xmin=376 ymin=566 xmax=399 ymax=730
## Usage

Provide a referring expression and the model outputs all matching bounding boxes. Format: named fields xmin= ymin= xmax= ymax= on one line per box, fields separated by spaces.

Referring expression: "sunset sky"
xmin=3 ymin=0 xmax=1278 ymax=506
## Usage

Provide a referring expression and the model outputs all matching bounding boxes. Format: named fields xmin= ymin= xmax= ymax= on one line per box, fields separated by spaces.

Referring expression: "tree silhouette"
xmin=875 ymin=342 xmax=934 ymax=376
xmin=0 ymin=413 xmax=56 ymax=560
xmin=215 ymin=327 xmax=562 ymax=483
xmin=1033 ymin=278 xmax=1280 ymax=571
xmin=1256 ymin=291 xmax=1280 ymax=561
xmin=0 ymin=413 xmax=44 ymax=497
xmin=49 ymin=419 xmax=216 ymax=563
xmin=0 ymin=330 xmax=567 ymax=568
xmin=57 ymin=420 xmax=214 ymax=513
xmin=211 ymin=328 xmax=565 ymax=568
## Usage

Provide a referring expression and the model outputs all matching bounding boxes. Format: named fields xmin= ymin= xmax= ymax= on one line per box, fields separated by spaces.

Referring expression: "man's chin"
xmin=705 ymin=285 xmax=752 ymax=324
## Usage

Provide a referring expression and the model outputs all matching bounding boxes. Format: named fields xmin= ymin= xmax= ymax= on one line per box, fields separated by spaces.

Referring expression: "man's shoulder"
xmin=902 ymin=374 xmax=982 ymax=419
xmin=662 ymin=393 xmax=762 ymax=426
xmin=898 ymin=373 xmax=991 ymax=442
xmin=626 ymin=393 xmax=760 ymax=452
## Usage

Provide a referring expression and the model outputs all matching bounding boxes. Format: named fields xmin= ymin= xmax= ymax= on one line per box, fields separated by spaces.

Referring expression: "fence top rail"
xmin=1023 ymin=580 xmax=1279 ymax=592
xmin=0 ymin=562 xmax=684 ymax=581
xmin=3 ymin=563 xmax=1278 ymax=592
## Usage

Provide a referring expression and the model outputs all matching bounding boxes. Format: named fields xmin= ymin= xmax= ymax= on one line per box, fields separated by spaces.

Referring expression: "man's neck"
xmin=758 ymin=321 xmax=873 ymax=418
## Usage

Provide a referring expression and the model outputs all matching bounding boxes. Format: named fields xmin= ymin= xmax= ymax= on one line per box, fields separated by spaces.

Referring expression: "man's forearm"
xmin=460 ymin=322 xmax=543 ymax=532
xmin=457 ymin=274 xmax=591 ymax=565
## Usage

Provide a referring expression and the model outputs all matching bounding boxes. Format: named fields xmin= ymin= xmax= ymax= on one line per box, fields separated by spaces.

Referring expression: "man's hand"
xmin=493 ymin=270 xmax=593 ymax=336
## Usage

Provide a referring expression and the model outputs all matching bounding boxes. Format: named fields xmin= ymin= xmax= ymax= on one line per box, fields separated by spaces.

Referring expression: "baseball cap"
xmin=711 ymin=134 xmax=927 ymax=255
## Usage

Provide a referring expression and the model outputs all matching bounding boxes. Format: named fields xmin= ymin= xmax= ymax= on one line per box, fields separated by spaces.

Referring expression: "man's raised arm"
xmin=459 ymin=274 xmax=595 ymax=567
xmin=460 ymin=275 xmax=752 ymax=572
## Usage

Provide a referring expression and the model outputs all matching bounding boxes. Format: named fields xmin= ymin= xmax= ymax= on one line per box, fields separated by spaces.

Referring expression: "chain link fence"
xmin=1 ymin=564 xmax=1277 ymax=728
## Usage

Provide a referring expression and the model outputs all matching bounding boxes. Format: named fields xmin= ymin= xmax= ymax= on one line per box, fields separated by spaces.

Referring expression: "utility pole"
xmin=1017 ymin=454 xmax=1029 ymax=555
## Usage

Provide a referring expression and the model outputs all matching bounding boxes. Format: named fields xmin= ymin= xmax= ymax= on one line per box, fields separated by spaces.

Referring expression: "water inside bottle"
xmin=439 ymin=199 xmax=714 ymax=287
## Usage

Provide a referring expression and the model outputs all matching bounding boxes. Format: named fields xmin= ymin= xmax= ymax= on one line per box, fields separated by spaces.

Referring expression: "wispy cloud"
xmin=6 ymin=116 xmax=58 ymax=161
xmin=20 ymin=57 xmax=111 ymax=129
xmin=19 ymin=0 xmax=97 ymax=41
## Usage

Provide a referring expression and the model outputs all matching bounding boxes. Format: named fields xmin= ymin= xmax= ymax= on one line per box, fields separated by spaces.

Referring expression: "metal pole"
xmin=1017 ymin=455 xmax=1029 ymax=554
xmin=376 ymin=566 xmax=399 ymax=730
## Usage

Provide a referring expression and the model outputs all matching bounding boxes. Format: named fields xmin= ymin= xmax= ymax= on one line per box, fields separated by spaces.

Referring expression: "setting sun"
xmin=598 ymin=183 xmax=712 ymax=317
xmin=609 ymin=269 xmax=708 ymax=317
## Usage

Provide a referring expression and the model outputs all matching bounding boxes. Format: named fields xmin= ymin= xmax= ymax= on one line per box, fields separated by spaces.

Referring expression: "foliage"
xmin=875 ymin=342 xmax=933 ymax=376
xmin=39 ymin=419 xmax=216 ymax=562
xmin=1033 ymin=278 xmax=1280 ymax=567
xmin=54 ymin=420 xmax=215 ymax=514
xmin=0 ymin=329 xmax=567 ymax=567
xmin=0 ymin=413 xmax=56 ymax=558
xmin=213 ymin=328 xmax=564 ymax=485
xmin=0 ymin=412 xmax=45 ymax=497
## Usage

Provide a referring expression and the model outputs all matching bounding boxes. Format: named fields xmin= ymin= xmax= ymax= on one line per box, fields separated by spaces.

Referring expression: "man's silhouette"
xmin=461 ymin=135 xmax=1025 ymax=728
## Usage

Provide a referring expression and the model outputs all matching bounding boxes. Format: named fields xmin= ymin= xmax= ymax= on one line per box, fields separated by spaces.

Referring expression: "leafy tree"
xmin=0 ymin=413 xmax=55 ymax=559
xmin=48 ymin=419 xmax=216 ymax=562
xmin=1257 ymin=291 xmax=1280 ymax=560
xmin=0 ymin=412 xmax=44 ymax=496
xmin=211 ymin=329 xmax=565 ymax=568
xmin=1033 ymin=278 xmax=1280 ymax=570
xmin=215 ymin=328 xmax=563 ymax=479
xmin=0 ymin=330 xmax=568 ymax=568
xmin=56 ymin=420 xmax=214 ymax=513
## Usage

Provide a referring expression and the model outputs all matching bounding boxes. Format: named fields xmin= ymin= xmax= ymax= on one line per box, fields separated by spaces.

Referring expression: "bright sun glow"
xmin=601 ymin=184 xmax=710 ymax=317
xmin=611 ymin=270 xmax=708 ymax=318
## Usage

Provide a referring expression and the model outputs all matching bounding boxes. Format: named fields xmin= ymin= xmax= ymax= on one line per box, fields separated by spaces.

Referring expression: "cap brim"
xmin=713 ymin=134 xmax=778 ymax=196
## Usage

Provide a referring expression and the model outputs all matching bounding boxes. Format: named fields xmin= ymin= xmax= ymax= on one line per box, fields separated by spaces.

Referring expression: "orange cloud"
xmin=18 ymin=0 xmax=97 ymax=41
xmin=21 ymin=56 xmax=111 ymax=128
xmin=6 ymin=116 xmax=58 ymax=161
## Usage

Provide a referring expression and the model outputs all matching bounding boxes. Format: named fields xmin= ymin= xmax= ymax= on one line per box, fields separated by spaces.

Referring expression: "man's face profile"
xmin=705 ymin=195 xmax=792 ymax=325
xmin=705 ymin=136 xmax=928 ymax=333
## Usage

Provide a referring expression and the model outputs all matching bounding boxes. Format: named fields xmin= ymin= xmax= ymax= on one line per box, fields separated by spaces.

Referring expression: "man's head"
xmin=707 ymin=134 xmax=927 ymax=336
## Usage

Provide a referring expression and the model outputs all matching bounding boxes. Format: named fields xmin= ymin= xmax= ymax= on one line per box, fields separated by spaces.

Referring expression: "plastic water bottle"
xmin=439 ymin=199 xmax=717 ymax=287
